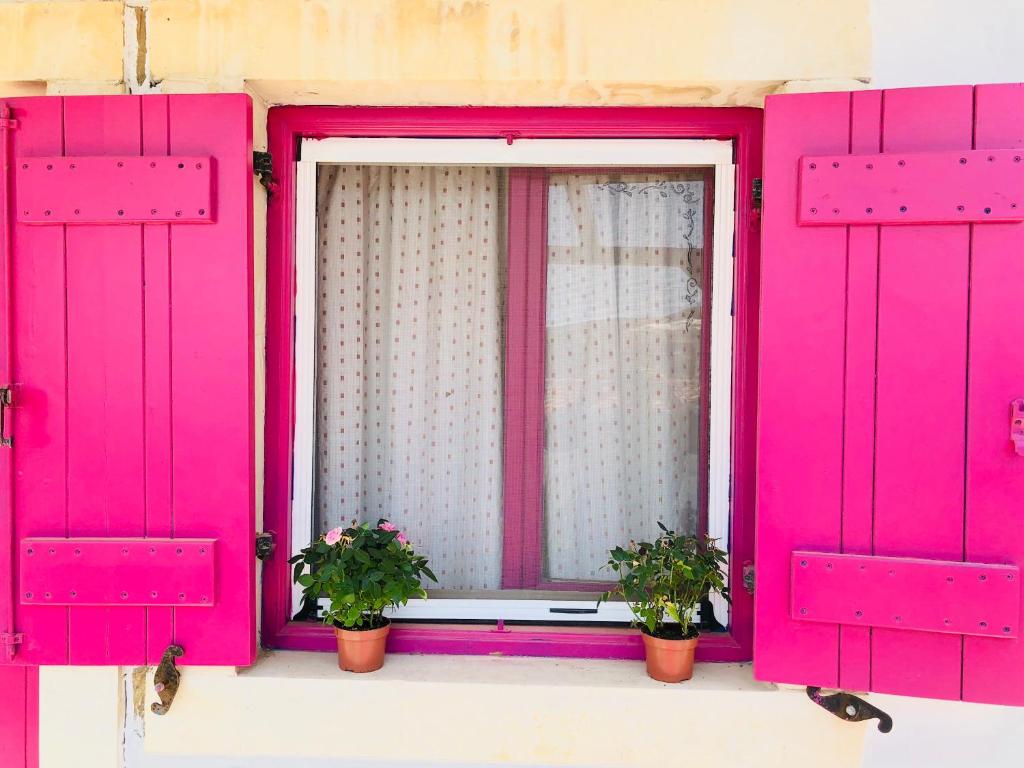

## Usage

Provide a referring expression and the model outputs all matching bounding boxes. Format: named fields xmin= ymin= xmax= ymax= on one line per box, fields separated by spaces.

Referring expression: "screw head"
xmin=899 ymin=206 xmax=908 ymax=213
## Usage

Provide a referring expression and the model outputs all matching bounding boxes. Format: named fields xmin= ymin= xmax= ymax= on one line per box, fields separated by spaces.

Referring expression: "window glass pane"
xmin=543 ymin=170 xmax=709 ymax=583
xmin=314 ymin=165 xmax=507 ymax=591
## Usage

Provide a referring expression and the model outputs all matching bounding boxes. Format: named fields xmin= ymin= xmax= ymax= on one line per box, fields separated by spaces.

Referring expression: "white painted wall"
xmin=861 ymin=7 xmax=1024 ymax=766
xmin=872 ymin=0 xmax=1024 ymax=88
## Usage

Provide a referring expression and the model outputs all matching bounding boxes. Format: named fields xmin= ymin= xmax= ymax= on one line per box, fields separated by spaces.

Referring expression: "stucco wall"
xmin=1 ymin=0 xmax=871 ymax=104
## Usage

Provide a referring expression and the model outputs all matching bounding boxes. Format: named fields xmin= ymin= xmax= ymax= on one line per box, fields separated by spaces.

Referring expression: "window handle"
xmin=548 ymin=607 xmax=599 ymax=615
xmin=1012 ymin=399 xmax=1024 ymax=456
xmin=0 ymin=386 xmax=11 ymax=447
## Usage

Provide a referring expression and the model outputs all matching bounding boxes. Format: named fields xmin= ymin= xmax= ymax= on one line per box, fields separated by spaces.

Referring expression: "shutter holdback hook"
xmin=806 ymin=686 xmax=893 ymax=733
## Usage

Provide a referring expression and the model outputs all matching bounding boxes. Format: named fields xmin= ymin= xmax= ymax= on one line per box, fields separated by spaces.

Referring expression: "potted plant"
xmin=290 ymin=519 xmax=436 ymax=672
xmin=599 ymin=524 xmax=729 ymax=683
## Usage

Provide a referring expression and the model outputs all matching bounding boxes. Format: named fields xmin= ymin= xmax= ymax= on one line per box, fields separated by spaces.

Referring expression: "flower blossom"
xmin=396 ymin=532 xmax=409 ymax=546
xmin=378 ymin=521 xmax=397 ymax=532
xmin=324 ymin=527 xmax=344 ymax=546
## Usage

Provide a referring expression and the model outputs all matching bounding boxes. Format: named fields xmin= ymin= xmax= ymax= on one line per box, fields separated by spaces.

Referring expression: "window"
xmin=292 ymin=139 xmax=734 ymax=625
xmin=264 ymin=109 xmax=761 ymax=661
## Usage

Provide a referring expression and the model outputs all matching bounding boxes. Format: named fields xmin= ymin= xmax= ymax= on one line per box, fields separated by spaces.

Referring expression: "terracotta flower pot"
xmin=335 ymin=620 xmax=391 ymax=673
xmin=641 ymin=631 xmax=699 ymax=683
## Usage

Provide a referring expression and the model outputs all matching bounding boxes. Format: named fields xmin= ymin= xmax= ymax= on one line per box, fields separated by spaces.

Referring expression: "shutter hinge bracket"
xmin=807 ymin=687 xmax=893 ymax=733
xmin=255 ymin=531 xmax=275 ymax=561
xmin=0 ymin=103 xmax=16 ymax=130
xmin=1 ymin=632 xmax=25 ymax=661
xmin=751 ymin=177 xmax=763 ymax=210
xmin=253 ymin=151 xmax=278 ymax=197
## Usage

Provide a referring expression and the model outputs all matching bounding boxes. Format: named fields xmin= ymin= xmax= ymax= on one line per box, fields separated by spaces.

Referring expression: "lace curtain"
xmin=543 ymin=171 xmax=707 ymax=581
xmin=314 ymin=165 xmax=506 ymax=591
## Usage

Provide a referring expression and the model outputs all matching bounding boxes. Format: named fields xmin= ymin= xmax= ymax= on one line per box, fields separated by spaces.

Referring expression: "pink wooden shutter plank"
xmin=140 ymin=94 xmax=176 ymax=665
xmin=167 ymin=94 xmax=255 ymax=665
xmin=62 ymin=97 xmax=147 ymax=664
xmin=870 ymin=86 xmax=974 ymax=700
xmin=0 ymin=665 xmax=36 ymax=766
xmin=754 ymin=91 xmax=850 ymax=687
xmin=963 ymin=83 xmax=1024 ymax=705
xmin=838 ymin=89 xmax=883 ymax=693
xmin=10 ymin=98 xmax=69 ymax=664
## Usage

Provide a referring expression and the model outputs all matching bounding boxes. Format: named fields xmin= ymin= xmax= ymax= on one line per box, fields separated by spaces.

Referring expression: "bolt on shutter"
xmin=755 ymin=83 xmax=1024 ymax=704
xmin=0 ymin=94 xmax=256 ymax=666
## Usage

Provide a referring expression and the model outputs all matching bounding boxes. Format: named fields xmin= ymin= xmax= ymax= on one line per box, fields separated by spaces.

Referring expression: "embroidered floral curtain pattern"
xmin=543 ymin=171 xmax=707 ymax=582
xmin=314 ymin=165 xmax=506 ymax=591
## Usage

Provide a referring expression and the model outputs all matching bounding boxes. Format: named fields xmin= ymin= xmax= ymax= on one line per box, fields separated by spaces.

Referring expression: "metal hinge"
xmin=253 ymin=151 xmax=277 ymax=197
xmin=255 ymin=531 xmax=275 ymax=561
xmin=0 ymin=104 xmax=16 ymax=130
xmin=742 ymin=561 xmax=755 ymax=594
xmin=751 ymin=177 xmax=763 ymax=210
xmin=1 ymin=632 xmax=24 ymax=661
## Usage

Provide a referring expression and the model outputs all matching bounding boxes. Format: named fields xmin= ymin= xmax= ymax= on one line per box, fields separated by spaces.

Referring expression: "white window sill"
xmin=141 ymin=651 xmax=868 ymax=767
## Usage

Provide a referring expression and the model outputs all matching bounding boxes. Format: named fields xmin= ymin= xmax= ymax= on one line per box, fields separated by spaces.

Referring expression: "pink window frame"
xmin=262 ymin=107 xmax=762 ymax=662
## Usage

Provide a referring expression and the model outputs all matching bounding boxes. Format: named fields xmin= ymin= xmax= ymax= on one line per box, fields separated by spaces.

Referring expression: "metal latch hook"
xmin=807 ymin=687 xmax=893 ymax=733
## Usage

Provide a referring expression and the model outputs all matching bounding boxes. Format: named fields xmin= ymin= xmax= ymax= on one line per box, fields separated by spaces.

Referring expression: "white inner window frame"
xmin=292 ymin=138 xmax=736 ymax=626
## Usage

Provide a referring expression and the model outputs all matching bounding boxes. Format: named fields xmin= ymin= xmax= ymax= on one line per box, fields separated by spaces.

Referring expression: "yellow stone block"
xmin=0 ymin=1 xmax=123 ymax=85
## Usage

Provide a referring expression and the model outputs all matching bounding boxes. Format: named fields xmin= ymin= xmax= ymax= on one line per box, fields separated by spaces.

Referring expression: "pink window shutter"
xmin=0 ymin=94 xmax=255 ymax=667
xmin=755 ymin=83 xmax=1024 ymax=705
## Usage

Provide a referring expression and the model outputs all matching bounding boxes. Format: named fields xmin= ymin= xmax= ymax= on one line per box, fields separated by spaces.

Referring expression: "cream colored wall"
xmin=1 ymin=0 xmax=871 ymax=104
xmin=38 ymin=655 xmax=867 ymax=768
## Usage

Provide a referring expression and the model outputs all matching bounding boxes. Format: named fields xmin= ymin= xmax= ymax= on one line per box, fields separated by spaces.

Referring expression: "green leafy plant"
xmin=289 ymin=520 xmax=436 ymax=630
xmin=598 ymin=523 xmax=729 ymax=640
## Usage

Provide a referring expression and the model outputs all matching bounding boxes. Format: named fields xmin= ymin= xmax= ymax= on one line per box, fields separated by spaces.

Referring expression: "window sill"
xmin=144 ymin=651 xmax=867 ymax=767
xmin=272 ymin=619 xmax=750 ymax=661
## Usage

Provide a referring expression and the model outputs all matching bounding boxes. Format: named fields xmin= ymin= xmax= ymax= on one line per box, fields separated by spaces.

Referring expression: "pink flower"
xmin=396 ymin=533 xmax=408 ymax=546
xmin=324 ymin=527 xmax=344 ymax=546
xmin=378 ymin=521 xmax=397 ymax=532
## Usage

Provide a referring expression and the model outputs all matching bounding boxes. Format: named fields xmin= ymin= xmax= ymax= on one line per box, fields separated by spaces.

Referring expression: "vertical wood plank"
xmin=839 ymin=89 xmax=882 ymax=693
xmin=962 ymin=83 xmax=1024 ymax=705
xmin=870 ymin=85 xmax=974 ymax=700
xmin=141 ymin=94 xmax=175 ymax=664
xmin=0 ymin=665 xmax=29 ymax=767
xmin=167 ymin=94 xmax=256 ymax=665
xmin=9 ymin=97 xmax=69 ymax=664
xmin=754 ymin=91 xmax=850 ymax=687
xmin=63 ymin=96 xmax=147 ymax=664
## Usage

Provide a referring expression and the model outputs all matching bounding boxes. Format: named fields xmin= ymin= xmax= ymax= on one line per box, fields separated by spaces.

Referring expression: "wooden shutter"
xmin=755 ymin=83 xmax=1024 ymax=704
xmin=0 ymin=94 xmax=255 ymax=666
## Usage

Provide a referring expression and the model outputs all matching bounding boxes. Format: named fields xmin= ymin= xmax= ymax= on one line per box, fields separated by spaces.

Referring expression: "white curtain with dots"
xmin=543 ymin=171 xmax=706 ymax=582
xmin=314 ymin=165 xmax=506 ymax=591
